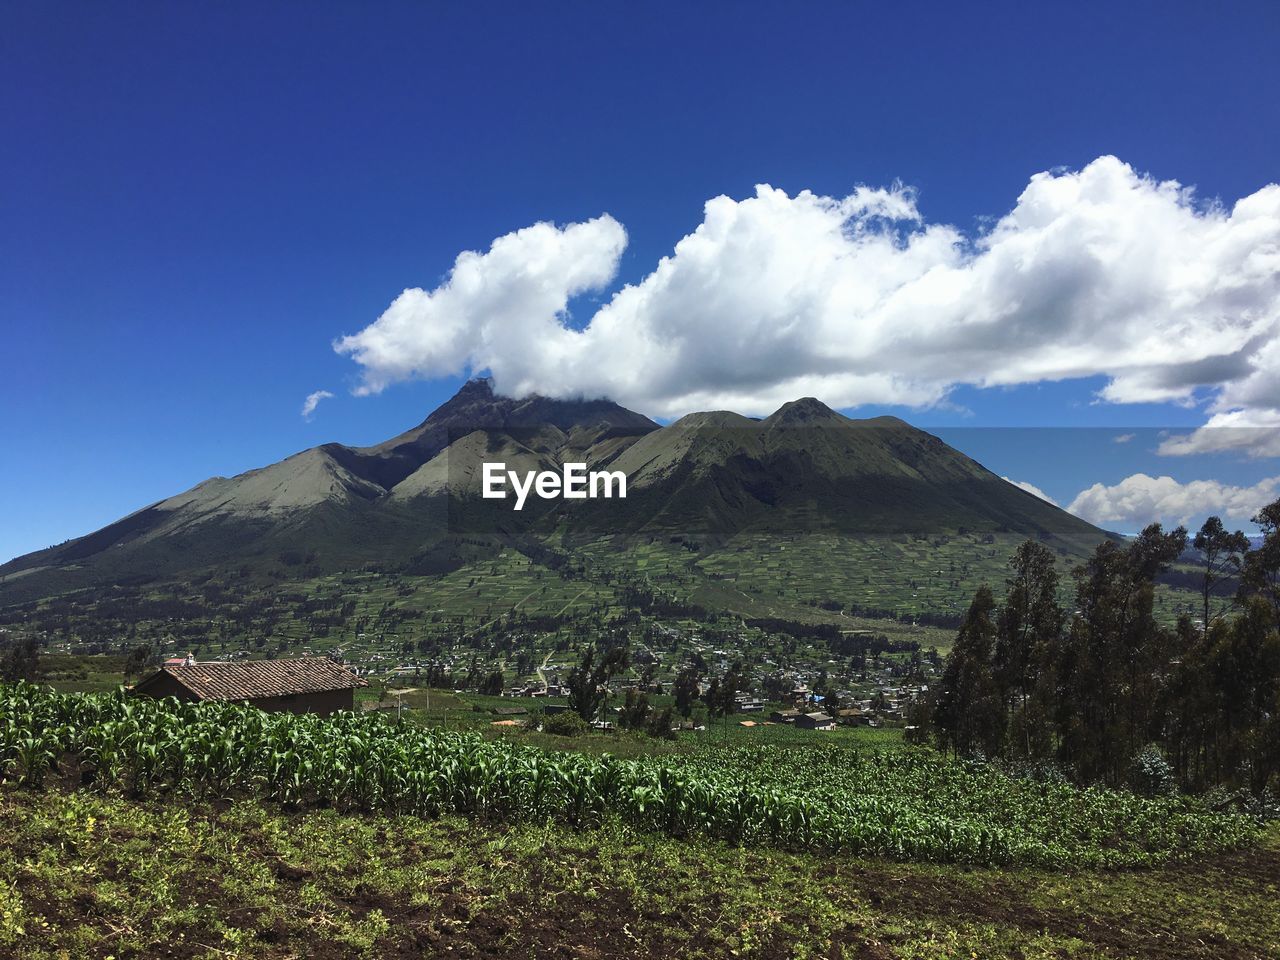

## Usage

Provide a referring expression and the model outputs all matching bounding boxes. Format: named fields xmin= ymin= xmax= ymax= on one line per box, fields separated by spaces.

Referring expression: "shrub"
xmin=1129 ymin=744 xmax=1175 ymax=797
xmin=645 ymin=705 xmax=677 ymax=740
xmin=541 ymin=710 xmax=588 ymax=737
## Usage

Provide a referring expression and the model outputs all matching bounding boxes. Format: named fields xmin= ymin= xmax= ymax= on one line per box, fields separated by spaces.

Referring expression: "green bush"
xmin=541 ymin=710 xmax=588 ymax=737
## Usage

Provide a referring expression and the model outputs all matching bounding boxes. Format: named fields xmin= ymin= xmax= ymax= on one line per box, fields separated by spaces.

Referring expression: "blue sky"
xmin=2 ymin=0 xmax=1279 ymax=562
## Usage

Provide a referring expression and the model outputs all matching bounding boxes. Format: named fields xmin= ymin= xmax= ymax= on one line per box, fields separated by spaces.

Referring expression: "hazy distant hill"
xmin=0 ymin=379 xmax=1104 ymax=605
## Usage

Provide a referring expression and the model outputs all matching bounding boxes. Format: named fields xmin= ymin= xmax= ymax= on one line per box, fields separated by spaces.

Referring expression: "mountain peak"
xmin=765 ymin=397 xmax=843 ymax=425
xmin=457 ymin=375 xmax=495 ymax=397
xmin=427 ymin=375 xmax=501 ymax=421
xmin=852 ymin=414 xmax=912 ymax=429
xmin=667 ymin=410 xmax=757 ymax=430
xmin=354 ymin=378 xmax=657 ymax=484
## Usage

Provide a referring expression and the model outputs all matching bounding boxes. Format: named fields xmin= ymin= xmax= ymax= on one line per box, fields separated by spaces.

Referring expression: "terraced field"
xmin=10 ymin=528 xmax=1211 ymax=684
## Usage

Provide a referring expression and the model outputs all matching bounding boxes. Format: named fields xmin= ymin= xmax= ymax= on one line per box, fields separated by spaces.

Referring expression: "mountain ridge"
xmin=0 ymin=380 xmax=1106 ymax=604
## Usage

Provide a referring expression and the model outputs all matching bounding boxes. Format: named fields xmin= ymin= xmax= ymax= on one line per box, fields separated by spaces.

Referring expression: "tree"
xmin=673 ymin=665 xmax=700 ymax=717
xmin=932 ymin=586 xmax=1004 ymax=758
xmin=1164 ymin=614 xmax=1216 ymax=789
xmin=645 ymin=705 xmax=677 ymax=740
xmin=566 ymin=643 xmax=629 ymax=722
xmin=822 ymin=687 xmax=842 ymax=719
xmin=618 ymin=688 xmax=651 ymax=729
xmin=1193 ymin=516 xmax=1249 ymax=633
xmin=1058 ymin=525 xmax=1186 ymax=785
xmin=702 ymin=668 xmax=741 ymax=733
xmin=123 ymin=643 xmax=158 ymax=679
xmin=929 ymin=520 xmax=1280 ymax=798
xmin=720 ymin=667 xmax=742 ymax=720
xmin=762 ymin=672 xmax=794 ymax=702
xmin=1207 ymin=597 xmax=1280 ymax=794
xmin=702 ymin=675 xmax=722 ymax=723
xmin=0 ymin=638 xmax=40 ymax=682
xmin=994 ymin=540 xmax=1062 ymax=760
xmin=542 ymin=710 xmax=588 ymax=737
xmin=1241 ymin=500 xmax=1280 ymax=621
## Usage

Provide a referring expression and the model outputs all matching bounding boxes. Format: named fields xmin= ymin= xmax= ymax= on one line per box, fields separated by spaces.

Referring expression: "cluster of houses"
xmin=763 ymin=708 xmax=837 ymax=731
xmin=508 ymin=674 xmax=565 ymax=698
xmin=122 ymin=644 xmax=930 ymax=737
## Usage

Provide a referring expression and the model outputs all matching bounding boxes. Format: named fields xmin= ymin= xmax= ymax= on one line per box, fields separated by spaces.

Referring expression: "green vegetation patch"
xmin=1 ymin=684 xmax=1260 ymax=869
xmin=1 ymin=787 xmax=1277 ymax=959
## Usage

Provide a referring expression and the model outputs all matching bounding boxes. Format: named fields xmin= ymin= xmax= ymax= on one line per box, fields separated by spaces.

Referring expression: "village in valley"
xmin=26 ymin=608 xmax=939 ymax=746
xmin=4 ymin=532 xmax=962 ymax=748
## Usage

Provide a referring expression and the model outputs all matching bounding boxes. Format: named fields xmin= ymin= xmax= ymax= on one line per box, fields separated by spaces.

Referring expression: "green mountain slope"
xmin=566 ymin=398 xmax=1100 ymax=545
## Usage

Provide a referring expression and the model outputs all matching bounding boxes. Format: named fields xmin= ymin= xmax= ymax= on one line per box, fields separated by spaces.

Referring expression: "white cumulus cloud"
xmin=335 ymin=156 xmax=1280 ymax=441
xmin=1066 ymin=473 xmax=1280 ymax=530
xmin=1157 ymin=408 xmax=1280 ymax=458
xmin=335 ymin=217 xmax=627 ymax=396
xmin=1001 ymin=477 xmax=1059 ymax=506
xmin=301 ymin=390 xmax=333 ymax=420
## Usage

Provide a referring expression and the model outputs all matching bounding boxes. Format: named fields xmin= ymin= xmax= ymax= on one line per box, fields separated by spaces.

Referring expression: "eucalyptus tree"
xmin=1192 ymin=516 xmax=1249 ymax=634
xmin=567 ymin=642 xmax=629 ymax=721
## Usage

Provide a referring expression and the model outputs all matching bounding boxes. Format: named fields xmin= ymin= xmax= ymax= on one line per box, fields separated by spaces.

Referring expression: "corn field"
xmin=0 ymin=683 xmax=1259 ymax=867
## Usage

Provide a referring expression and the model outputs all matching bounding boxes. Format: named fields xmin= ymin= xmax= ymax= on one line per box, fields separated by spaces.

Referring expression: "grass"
xmin=359 ymin=682 xmax=907 ymax=751
xmin=37 ymin=654 xmax=129 ymax=693
xmin=1 ymin=785 xmax=1276 ymax=959
xmin=484 ymin=718 xmax=907 ymax=759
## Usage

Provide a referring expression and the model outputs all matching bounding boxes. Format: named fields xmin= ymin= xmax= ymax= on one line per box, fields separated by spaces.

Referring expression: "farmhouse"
xmin=794 ymin=711 xmax=835 ymax=731
xmin=131 ymin=657 xmax=366 ymax=716
xmin=836 ymin=708 xmax=870 ymax=726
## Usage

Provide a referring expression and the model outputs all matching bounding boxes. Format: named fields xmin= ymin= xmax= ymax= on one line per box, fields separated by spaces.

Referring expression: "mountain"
xmin=0 ymin=379 xmax=659 ymax=601
xmin=334 ymin=376 xmax=658 ymax=492
xmin=0 ymin=380 xmax=1103 ymax=606
xmin=594 ymin=400 xmax=1097 ymax=539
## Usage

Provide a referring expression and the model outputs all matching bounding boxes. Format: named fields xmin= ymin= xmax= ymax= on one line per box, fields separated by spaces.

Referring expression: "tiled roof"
xmin=151 ymin=657 xmax=367 ymax=701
